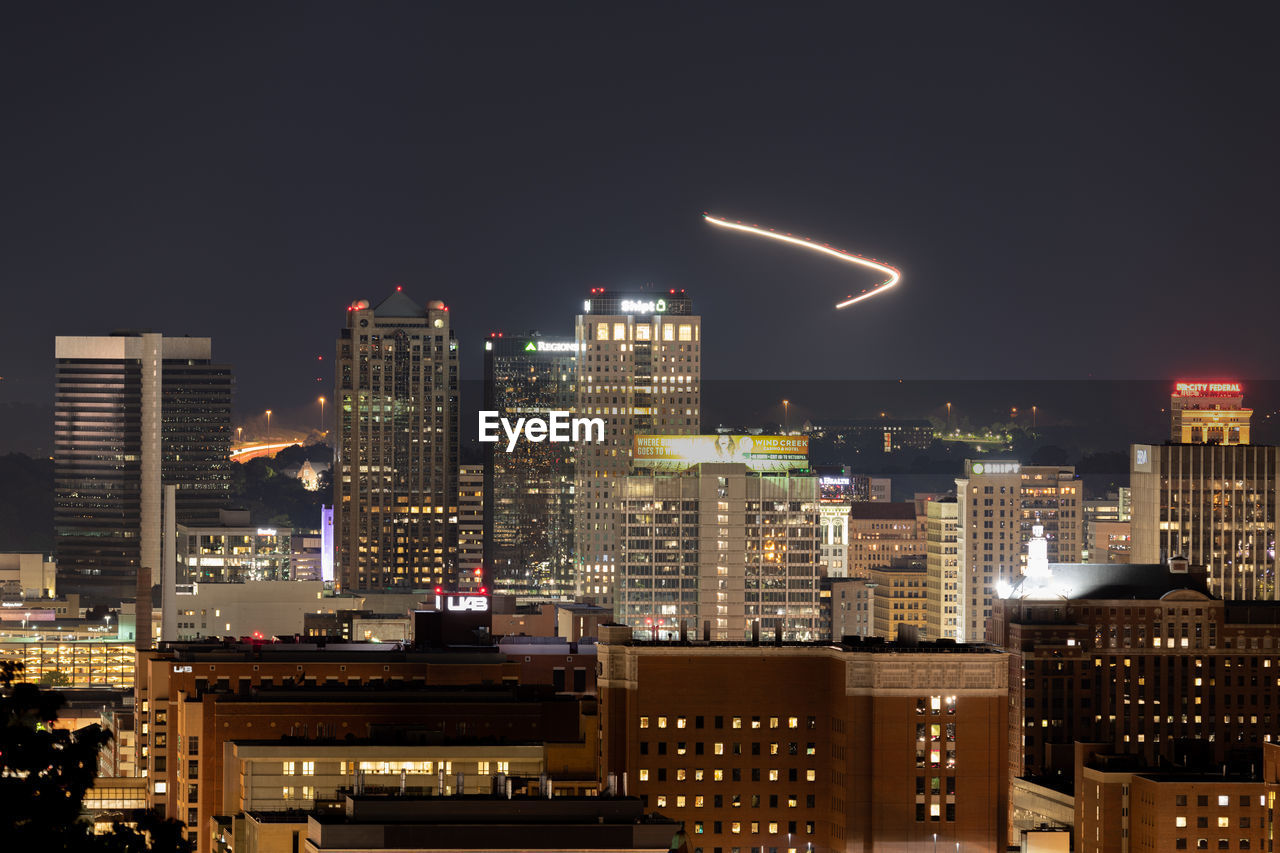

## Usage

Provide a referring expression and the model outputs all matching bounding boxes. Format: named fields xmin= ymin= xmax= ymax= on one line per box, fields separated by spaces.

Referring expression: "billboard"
xmin=633 ymin=434 xmax=809 ymax=472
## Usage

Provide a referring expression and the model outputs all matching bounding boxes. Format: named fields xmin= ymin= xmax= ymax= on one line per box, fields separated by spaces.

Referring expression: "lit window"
xmin=807 ymin=770 xmax=817 ymax=782
xmin=153 ymin=782 xmax=167 ymax=795
xmin=677 ymin=717 xmax=687 ymax=729
xmin=769 ymin=769 xmax=779 ymax=781
xmin=714 ymin=769 xmax=724 ymax=781
xmin=676 ymin=769 xmax=686 ymax=781
xmin=639 ymin=769 xmax=649 ymax=781
xmin=1218 ymin=817 xmax=1230 ymax=828
xmin=788 ymin=717 xmax=799 ymax=728
xmin=301 ymin=761 xmax=314 ymax=776
xmin=676 ymin=796 xmax=686 ymax=807
xmin=695 ymin=796 xmax=704 ymax=807
xmin=1219 ymin=796 xmax=1230 ymax=807
xmin=657 ymin=795 xmax=667 ymax=808
xmin=640 ymin=717 xmax=649 ymax=729
xmin=769 ymin=822 xmax=779 ymax=833
xmin=1177 ymin=817 xmax=1187 ymax=827
xmin=282 ymin=762 xmax=296 ymax=776
xmin=695 ymin=769 xmax=704 ymax=781
xmin=732 ymin=717 xmax=742 ymax=729
xmin=658 ymin=717 xmax=668 ymax=729
xmin=769 ymin=717 xmax=779 ymax=729
xmin=715 ymin=743 xmax=724 ymax=755
xmin=730 ymin=822 xmax=741 ymax=834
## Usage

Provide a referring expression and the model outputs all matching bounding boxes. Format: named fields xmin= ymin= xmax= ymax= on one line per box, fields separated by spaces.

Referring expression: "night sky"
xmin=3 ymin=3 xmax=1279 ymax=449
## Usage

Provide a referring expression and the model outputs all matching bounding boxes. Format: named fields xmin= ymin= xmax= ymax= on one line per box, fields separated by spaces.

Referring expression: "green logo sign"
xmin=524 ymin=342 xmax=537 ymax=352
xmin=971 ymin=463 xmax=984 ymax=474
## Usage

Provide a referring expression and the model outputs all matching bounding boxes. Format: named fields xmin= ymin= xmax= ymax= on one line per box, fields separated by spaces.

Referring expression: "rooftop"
xmin=849 ymin=502 xmax=918 ymax=520
xmin=1004 ymin=561 xmax=1212 ymax=602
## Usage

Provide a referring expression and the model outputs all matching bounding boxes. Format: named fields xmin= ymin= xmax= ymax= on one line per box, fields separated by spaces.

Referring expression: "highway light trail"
xmin=704 ymin=214 xmax=901 ymax=309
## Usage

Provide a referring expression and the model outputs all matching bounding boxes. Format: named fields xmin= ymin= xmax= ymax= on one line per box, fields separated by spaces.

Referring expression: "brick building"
xmin=597 ymin=625 xmax=1009 ymax=853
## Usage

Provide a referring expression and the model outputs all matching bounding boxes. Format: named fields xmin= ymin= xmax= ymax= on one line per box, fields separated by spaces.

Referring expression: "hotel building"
xmin=573 ymin=290 xmax=700 ymax=604
xmin=54 ymin=333 xmax=232 ymax=603
xmin=333 ymin=290 xmax=459 ymax=592
xmin=482 ymin=332 xmax=577 ymax=597
xmin=597 ymin=625 xmax=1010 ymax=853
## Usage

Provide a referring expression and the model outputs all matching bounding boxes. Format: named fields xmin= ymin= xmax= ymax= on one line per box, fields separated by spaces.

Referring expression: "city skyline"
xmin=3 ymin=4 xmax=1280 ymax=431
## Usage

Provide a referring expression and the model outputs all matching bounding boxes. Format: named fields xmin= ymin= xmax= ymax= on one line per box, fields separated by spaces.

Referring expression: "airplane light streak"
xmin=704 ymin=214 xmax=901 ymax=309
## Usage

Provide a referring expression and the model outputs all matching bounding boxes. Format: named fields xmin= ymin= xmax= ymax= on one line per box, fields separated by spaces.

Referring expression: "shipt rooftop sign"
xmin=1174 ymin=381 xmax=1242 ymax=396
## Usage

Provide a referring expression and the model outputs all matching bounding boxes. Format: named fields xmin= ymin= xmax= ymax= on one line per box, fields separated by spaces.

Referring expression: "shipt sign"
xmin=632 ymin=435 xmax=809 ymax=472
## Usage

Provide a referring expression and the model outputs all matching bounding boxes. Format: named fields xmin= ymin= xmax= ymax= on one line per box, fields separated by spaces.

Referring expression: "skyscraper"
xmin=573 ymin=290 xmax=700 ymax=603
xmin=334 ymin=290 xmax=458 ymax=591
xmin=1131 ymin=382 xmax=1278 ymax=599
xmin=54 ymin=333 xmax=232 ymax=603
xmin=954 ymin=461 xmax=1084 ymax=642
xmin=925 ymin=496 xmax=959 ymax=640
xmin=483 ymin=332 xmax=577 ymax=597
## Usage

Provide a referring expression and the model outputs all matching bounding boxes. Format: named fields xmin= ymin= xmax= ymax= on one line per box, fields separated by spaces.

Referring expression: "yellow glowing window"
xmin=640 ymin=717 xmax=649 ymax=729
xmin=635 ymin=325 xmax=651 ymax=341
xmin=731 ymin=822 xmax=741 ymax=834
xmin=658 ymin=717 xmax=668 ymax=729
xmin=714 ymin=769 xmax=724 ymax=781
xmin=1218 ymin=817 xmax=1229 ymax=828
xmin=596 ymin=324 xmax=608 ymax=341
xmin=613 ymin=323 xmax=626 ymax=340
xmin=695 ymin=769 xmax=704 ymax=781
xmin=663 ymin=324 xmax=675 ymax=341
xmin=656 ymin=795 xmax=667 ymax=808
xmin=639 ymin=769 xmax=649 ymax=781
xmin=732 ymin=717 xmax=742 ymax=729
xmin=769 ymin=822 xmax=779 ymax=833
xmin=1176 ymin=817 xmax=1186 ymax=827
xmin=677 ymin=717 xmax=687 ymax=729
xmin=788 ymin=717 xmax=799 ymax=728
xmin=695 ymin=796 xmax=704 ymax=807
xmin=769 ymin=769 xmax=779 ymax=782
xmin=714 ymin=743 xmax=724 ymax=755
xmin=679 ymin=324 xmax=692 ymax=341
xmin=807 ymin=769 xmax=817 ymax=782
xmin=676 ymin=769 xmax=686 ymax=781
xmin=770 ymin=717 xmax=779 ymax=728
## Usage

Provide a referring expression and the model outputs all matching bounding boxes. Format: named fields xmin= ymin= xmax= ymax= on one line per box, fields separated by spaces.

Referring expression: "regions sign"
xmin=633 ymin=435 xmax=809 ymax=472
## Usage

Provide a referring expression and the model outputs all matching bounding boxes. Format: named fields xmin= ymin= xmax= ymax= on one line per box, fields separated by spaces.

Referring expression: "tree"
xmin=0 ymin=661 xmax=193 ymax=852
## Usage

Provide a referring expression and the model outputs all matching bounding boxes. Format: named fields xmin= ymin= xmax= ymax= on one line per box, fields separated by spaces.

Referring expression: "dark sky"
xmin=3 ymin=2 xmax=1279 ymax=444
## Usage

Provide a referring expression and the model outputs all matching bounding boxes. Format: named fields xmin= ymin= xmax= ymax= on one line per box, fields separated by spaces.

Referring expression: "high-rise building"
xmin=573 ymin=290 xmax=700 ymax=604
xmin=333 ymin=290 xmax=458 ymax=591
xmin=925 ymin=497 xmax=960 ymax=640
xmin=1084 ymin=488 xmax=1131 ymax=562
xmin=54 ymin=333 xmax=232 ymax=603
xmin=1131 ymin=382 xmax=1278 ymax=599
xmin=617 ymin=435 xmax=821 ymax=641
xmin=482 ymin=333 xmax=577 ymax=598
xmin=870 ymin=558 xmax=928 ymax=639
xmin=847 ymin=502 xmax=926 ymax=578
xmin=954 ymin=461 xmax=1084 ymax=642
xmin=1169 ymin=380 xmax=1251 ymax=444
xmin=458 ymin=462 xmax=484 ymax=590
xmin=1131 ymin=442 xmax=1278 ymax=599
xmin=597 ymin=625 xmax=1010 ymax=853
xmin=816 ymin=466 xmax=853 ymax=577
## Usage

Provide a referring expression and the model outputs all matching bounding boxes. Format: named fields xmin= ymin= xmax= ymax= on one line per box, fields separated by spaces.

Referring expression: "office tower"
xmin=597 ymin=625 xmax=1010 ymax=853
xmin=847 ymin=502 xmax=926 ymax=578
xmin=816 ymin=466 xmax=853 ymax=577
xmin=1131 ymin=382 xmax=1278 ymax=599
xmin=54 ymin=333 xmax=231 ymax=603
xmin=1169 ymin=380 xmax=1251 ymax=444
xmin=1083 ymin=488 xmax=1131 ymax=563
xmin=457 ymin=462 xmax=484 ymax=589
xmin=617 ymin=435 xmax=820 ymax=641
xmin=177 ymin=509 xmax=291 ymax=582
xmin=925 ymin=497 xmax=960 ymax=640
xmin=870 ymin=558 xmax=928 ymax=639
xmin=333 ymin=290 xmax=458 ymax=591
xmin=954 ymin=461 xmax=1084 ymax=642
xmin=573 ymin=290 xmax=700 ymax=604
xmin=482 ymin=333 xmax=577 ymax=597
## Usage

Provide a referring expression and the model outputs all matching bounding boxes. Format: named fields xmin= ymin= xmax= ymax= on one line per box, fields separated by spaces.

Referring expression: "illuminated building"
xmin=870 ymin=558 xmax=928 ymax=639
xmin=0 ymin=552 xmax=56 ymax=598
xmin=954 ymin=461 xmax=1084 ymax=642
xmin=617 ymin=436 xmax=821 ymax=641
xmin=334 ymin=290 xmax=459 ymax=591
xmin=597 ymin=624 xmax=1009 ymax=853
xmin=925 ymin=497 xmax=960 ymax=640
xmin=805 ymin=418 xmax=934 ymax=453
xmin=1131 ymin=384 xmax=1278 ymax=599
xmin=1076 ymin=747 xmax=1268 ymax=853
xmin=1084 ymin=488 xmax=1131 ymax=562
xmin=816 ymin=467 xmax=852 ymax=577
xmin=573 ymin=290 xmax=700 ymax=604
xmin=458 ymin=462 xmax=484 ymax=588
xmin=134 ymin=640 xmax=592 ymax=852
xmin=482 ymin=333 xmax=577 ymax=598
xmin=0 ymin=606 xmax=137 ymax=688
xmin=54 ymin=333 xmax=232 ymax=604
xmin=176 ymin=510 xmax=292 ymax=582
xmin=167 ymin=580 xmax=326 ymax=640
xmin=847 ymin=502 xmax=926 ymax=578
xmin=1169 ymin=380 xmax=1251 ymax=444
xmin=827 ymin=577 xmax=873 ymax=638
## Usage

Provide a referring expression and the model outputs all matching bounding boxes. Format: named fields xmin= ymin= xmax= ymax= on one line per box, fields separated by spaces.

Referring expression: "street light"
xmin=236 ymin=425 xmax=243 ymax=444
xmin=933 ymin=832 xmax=938 ymax=853
xmin=946 ymin=401 xmax=952 ymax=431
xmin=318 ymin=396 xmax=326 ymax=434
xmin=1032 ymin=404 xmax=1037 ymax=429
xmin=782 ymin=399 xmax=789 ymax=434
xmin=265 ymin=409 xmax=272 ymax=457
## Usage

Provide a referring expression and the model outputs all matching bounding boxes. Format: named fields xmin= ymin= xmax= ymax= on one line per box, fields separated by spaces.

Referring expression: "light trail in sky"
xmin=704 ymin=214 xmax=901 ymax=309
